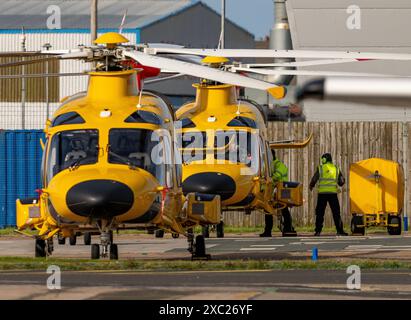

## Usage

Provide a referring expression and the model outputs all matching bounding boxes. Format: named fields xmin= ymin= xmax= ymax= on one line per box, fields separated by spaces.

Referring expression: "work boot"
xmin=314 ymin=232 xmax=321 ymax=236
xmin=259 ymin=232 xmax=272 ymax=237
xmin=282 ymin=227 xmax=297 ymax=237
xmin=337 ymin=231 xmax=348 ymax=236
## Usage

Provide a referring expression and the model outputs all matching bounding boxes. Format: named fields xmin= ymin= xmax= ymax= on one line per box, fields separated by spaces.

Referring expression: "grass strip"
xmin=0 ymin=226 xmax=393 ymax=237
xmin=0 ymin=257 xmax=410 ymax=272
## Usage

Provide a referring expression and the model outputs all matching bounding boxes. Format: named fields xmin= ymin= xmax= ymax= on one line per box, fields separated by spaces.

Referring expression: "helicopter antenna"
xmin=234 ymin=87 xmax=241 ymax=116
xmin=137 ymin=80 xmax=143 ymax=109
xmin=119 ymin=10 xmax=128 ymax=34
xmin=219 ymin=0 xmax=225 ymax=49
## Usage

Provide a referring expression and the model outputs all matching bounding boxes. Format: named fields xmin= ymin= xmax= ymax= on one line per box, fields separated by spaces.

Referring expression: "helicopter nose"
xmin=182 ymin=172 xmax=236 ymax=200
xmin=66 ymin=180 xmax=134 ymax=218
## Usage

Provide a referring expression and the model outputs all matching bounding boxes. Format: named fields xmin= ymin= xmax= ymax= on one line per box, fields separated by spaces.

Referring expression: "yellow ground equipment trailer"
xmin=349 ymin=158 xmax=404 ymax=235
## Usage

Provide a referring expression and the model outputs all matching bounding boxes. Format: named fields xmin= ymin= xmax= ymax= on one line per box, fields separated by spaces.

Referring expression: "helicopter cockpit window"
xmin=51 ymin=112 xmax=85 ymax=127
xmin=46 ymin=129 xmax=98 ymax=182
xmin=177 ymin=131 xmax=207 ymax=164
xmin=125 ymin=110 xmax=163 ymax=125
xmin=214 ymin=131 xmax=254 ymax=166
xmin=108 ymin=129 xmax=164 ymax=180
xmin=227 ymin=117 xmax=257 ymax=129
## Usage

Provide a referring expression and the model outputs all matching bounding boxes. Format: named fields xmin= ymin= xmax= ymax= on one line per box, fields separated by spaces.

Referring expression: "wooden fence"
xmin=223 ymin=122 xmax=410 ymax=229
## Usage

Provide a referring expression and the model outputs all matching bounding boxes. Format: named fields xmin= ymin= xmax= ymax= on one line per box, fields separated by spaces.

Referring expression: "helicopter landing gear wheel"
xmin=69 ymin=235 xmax=77 ymax=246
xmin=155 ymin=229 xmax=164 ymax=238
xmin=91 ymin=244 xmax=100 ymax=259
xmin=57 ymin=234 xmax=66 ymax=245
xmin=46 ymin=238 xmax=54 ymax=256
xmin=191 ymin=235 xmax=211 ymax=261
xmin=110 ymin=244 xmax=118 ymax=260
xmin=35 ymin=239 xmax=46 ymax=258
xmin=83 ymin=232 xmax=91 ymax=245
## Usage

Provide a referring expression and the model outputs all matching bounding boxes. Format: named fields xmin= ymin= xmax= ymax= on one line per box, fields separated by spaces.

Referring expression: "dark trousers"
xmin=264 ymin=207 xmax=294 ymax=233
xmin=315 ymin=193 xmax=344 ymax=233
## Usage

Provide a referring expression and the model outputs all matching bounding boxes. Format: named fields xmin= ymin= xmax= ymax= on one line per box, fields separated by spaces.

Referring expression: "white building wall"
xmin=0 ymin=31 xmax=137 ymax=129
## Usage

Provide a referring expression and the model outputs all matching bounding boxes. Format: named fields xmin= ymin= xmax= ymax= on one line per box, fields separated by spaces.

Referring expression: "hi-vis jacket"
xmin=271 ymin=159 xmax=289 ymax=182
xmin=309 ymin=162 xmax=345 ymax=193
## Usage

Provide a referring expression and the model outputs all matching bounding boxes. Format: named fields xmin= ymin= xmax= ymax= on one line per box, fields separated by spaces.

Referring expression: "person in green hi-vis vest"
xmin=260 ymin=150 xmax=297 ymax=237
xmin=309 ymin=153 xmax=348 ymax=236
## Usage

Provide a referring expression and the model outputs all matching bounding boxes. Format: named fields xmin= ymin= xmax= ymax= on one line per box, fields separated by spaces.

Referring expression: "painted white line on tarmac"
xmin=344 ymin=249 xmax=379 ymax=252
xmin=234 ymin=239 xmax=270 ymax=242
xmin=346 ymin=245 xmax=382 ymax=248
xmin=250 ymin=245 xmax=284 ymax=247
xmin=382 ymin=246 xmax=411 ymax=248
xmin=240 ymin=248 xmax=277 ymax=251
xmin=300 ymin=242 xmax=325 ymax=245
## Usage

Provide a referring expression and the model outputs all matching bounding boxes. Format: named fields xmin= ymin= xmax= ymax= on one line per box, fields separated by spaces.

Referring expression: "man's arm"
xmin=309 ymin=169 xmax=319 ymax=191
xmin=338 ymin=171 xmax=345 ymax=187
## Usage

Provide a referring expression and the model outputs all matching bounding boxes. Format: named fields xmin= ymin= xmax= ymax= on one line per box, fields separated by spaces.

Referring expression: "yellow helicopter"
xmin=174 ymin=56 xmax=311 ymax=237
xmin=4 ymin=32 xmax=287 ymax=260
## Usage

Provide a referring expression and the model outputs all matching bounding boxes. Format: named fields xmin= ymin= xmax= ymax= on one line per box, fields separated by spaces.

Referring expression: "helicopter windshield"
xmin=46 ymin=129 xmax=99 ymax=182
xmin=108 ymin=129 xmax=165 ymax=181
xmin=177 ymin=131 xmax=207 ymax=164
xmin=214 ymin=130 xmax=256 ymax=166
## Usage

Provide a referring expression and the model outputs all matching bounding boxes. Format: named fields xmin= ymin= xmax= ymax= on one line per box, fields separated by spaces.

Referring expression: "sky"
xmin=195 ymin=0 xmax=274 ymax=39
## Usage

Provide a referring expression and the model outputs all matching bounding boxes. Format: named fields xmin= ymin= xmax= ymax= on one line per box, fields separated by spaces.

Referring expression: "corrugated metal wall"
xmin=0 ymin=130 xmax=44 ymax=228
xmin=0 ymin=31 xmax=137 ymax=129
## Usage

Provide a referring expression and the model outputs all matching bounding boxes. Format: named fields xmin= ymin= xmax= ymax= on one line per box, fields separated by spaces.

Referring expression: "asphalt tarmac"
xmin=1 ymin=232 xmax=411 ymax=299
xmin=1 ymin=232 xmax=411 ymax=260
xmin=0 ymin=269 xmax=410 ymax=299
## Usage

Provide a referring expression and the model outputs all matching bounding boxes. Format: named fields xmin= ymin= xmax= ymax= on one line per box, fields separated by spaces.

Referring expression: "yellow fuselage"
xmin=42 ymin=70 xmax=181 ymax=227
xmin=177 ymin=83 xmax=275 ymax=214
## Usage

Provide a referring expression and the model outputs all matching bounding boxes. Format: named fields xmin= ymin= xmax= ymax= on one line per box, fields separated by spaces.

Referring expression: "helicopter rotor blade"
xmin=144 ymin=73 xmax=185 ymax=84
xmin=236 ymin=59 xmax=358 ymax=68
xmin=0 ymin=51 xmax=42 ymax=57
xmin=0 ymin=51 xmax=89 ymax=69
xmin=232 ymin=67 xmax=402 ymax=78
xmin=149 ymin=48 xmax=411 ymax=61
xmin=297 ymin=77 xmax=411 ymax=106
xmin=0 ymin=72 xmax=88 ymax=79
xmin=124 ymin=50 xmax=285 ymax=99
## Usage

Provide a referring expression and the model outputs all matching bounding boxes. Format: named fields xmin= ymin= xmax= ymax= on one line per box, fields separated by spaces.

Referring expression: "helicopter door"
xmin=41 ymin=139 xmax=48 ymax=187
xmin=266 ymin=141 xmax=275 ymax=196
xmin=258 ymin=136 xmax=269 ymax=194
xmin=174 ymin=141 xmax=183 ymax=187
xmin=162 ymin=133 xmax=174 ymax=189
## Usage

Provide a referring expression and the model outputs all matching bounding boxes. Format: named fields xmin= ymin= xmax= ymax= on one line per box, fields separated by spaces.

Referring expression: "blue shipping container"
xmin=0 ymin=130 xmax=44 ymax=228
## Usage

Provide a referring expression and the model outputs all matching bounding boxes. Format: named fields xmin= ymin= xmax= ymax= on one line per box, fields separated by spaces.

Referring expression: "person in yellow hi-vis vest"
xmin=260 ymin=150 xmax=297 ymax=237
xmin=309 ymin=153 xmax=348 ymax=236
